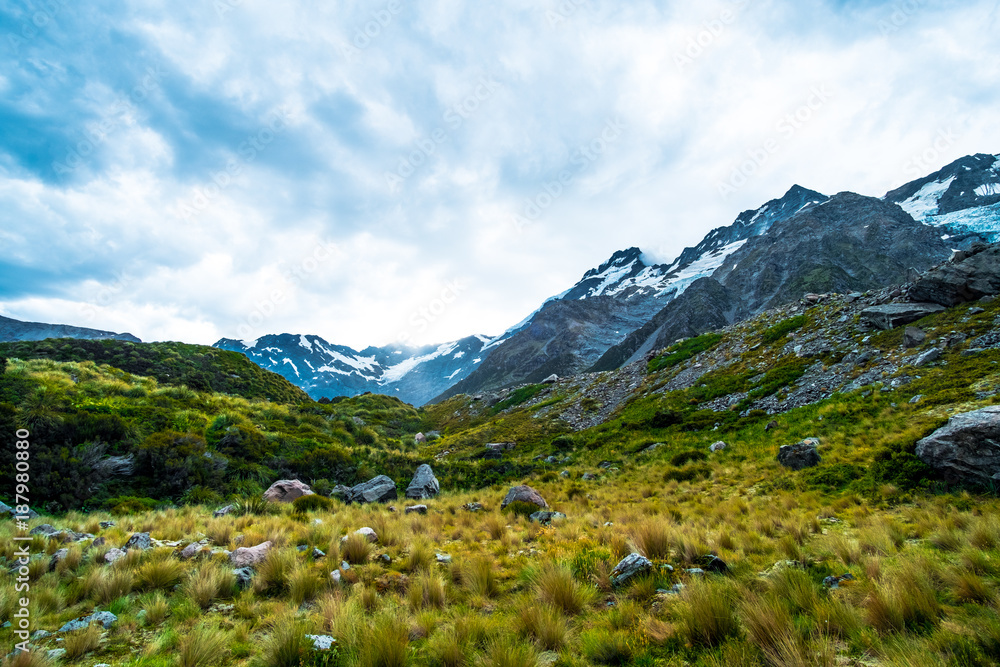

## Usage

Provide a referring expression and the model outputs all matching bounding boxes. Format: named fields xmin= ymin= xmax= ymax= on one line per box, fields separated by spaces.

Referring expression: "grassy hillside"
xmin=1 ymin=294 xmax=999 ymax=666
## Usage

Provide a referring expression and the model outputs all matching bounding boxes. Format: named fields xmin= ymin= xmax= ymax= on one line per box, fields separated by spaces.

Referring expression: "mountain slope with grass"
xmin=0 ymin=315 xmax=140 ymax=343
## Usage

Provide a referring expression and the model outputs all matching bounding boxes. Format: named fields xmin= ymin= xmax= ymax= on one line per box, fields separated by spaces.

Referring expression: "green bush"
xmin=292 ymin=494 xmax=333 ymax=513
xmin=492 ymin=385 xmax=547 ymax=414
xmin=648 ymin=333 xmax=723 ymax=373
xmin=663 ymin=464 xmax=711 ymax=483
xmin=504 ymin=501 xmax=541 ymax=519
xmin=670 ymin=450 xmax=707 ymax=467
xmin=761 ymin=315 xmax=809 ymax=344
xmin=104 ymin=496 xmax=160 ymax=516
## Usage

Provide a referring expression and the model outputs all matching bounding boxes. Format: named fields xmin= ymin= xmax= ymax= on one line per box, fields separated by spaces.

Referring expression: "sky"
xmin=0 ymin=0 xmax=998 ymax=349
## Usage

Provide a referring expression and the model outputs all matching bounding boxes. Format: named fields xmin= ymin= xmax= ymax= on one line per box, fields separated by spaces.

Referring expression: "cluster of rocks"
xmin=257 ymin=465 xmax=440 ymax=508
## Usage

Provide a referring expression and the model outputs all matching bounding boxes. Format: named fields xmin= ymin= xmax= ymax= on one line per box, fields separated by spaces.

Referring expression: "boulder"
xmin=915 ymin=406 xmax=1000 ymax=484
xmin=697 ymin=555 xmax=729 ymax=574
xmin=99 ymin=521 xmax=116 ymax=529
xmin=180 ymin=542 xmax=206 ymax=560
xmin=860 ymin=303 xmax=945 ymax=330
xmin=48 ymin=549 xmax=69 ymax=572
xmin=709 ymin=441 xmax=727 ymax=453
xmin=346 ymin=476 xmax=397 ymax=504
xmin=529 ymin=511 xmax=566 ymax=525
xmin=104 ymin=548 xmax=126 ymax=564
xmin=263 ymin=479 xmax=314 ymax=503
xmin=123 ymin=532 xmax=152 ymax=551
xmin=486 ymin=442 xmax=516 ymax=451
xmin=463 ymin=502 xmax=484 ymax=512
xmin=415 ymin=432 xmax=427 ymax=444
xmin=229 ymin=541 xmax=273 ymax=568
xmin=611 ymin=553 xmax=653 ymax=586
xmin=764 ymin=421 xmax=779 ymax=432
xmin=542 ymin=374 xmax=559 ymax=384
xmin=908 ymin=244 xmax=1000 ymax=306
xmin=58 ymin=611 xmax=117 ymax=633
xmin=903 ymin=327 xmax=926 ymax=348
xmin=405 ymin=464 xmax=440 ymax=500
xmin=29 ymin=524 xmax=60 ymax=537
xmin=777 ymin=438 xmax=821 ymax=470
xmin=405 ymin=505 xmax=428 ymax=515
xmin=500 ymin=485 xmax=548 ymax=510
xmin=913 ymin=348 xmax=942 ymax=367
xmin=213 ymin=505 xmax=235 ymax=518
xmin=349 ymin=527 xmax=378 ymax=543
xmin=233 ymin=567 xmax=255 ymax=589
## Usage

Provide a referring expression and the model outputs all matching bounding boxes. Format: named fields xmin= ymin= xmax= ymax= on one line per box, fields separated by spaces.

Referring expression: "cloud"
xmin=0 ymin=0 xmax=998 ymax=348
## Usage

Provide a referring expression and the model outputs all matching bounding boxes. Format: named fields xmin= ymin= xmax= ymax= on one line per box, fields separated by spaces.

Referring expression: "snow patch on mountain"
xmin=899 ymin=176 xmax=956 ymax=220
xmin=975 ymin=183 xmax=1000 ymax=197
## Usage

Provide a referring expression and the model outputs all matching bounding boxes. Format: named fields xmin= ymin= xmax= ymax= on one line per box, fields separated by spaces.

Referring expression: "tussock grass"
xmin=358 ymin=614 xmax=410 ymax=667
xmin=533 ymin=563 xmax=596 ymax=615
xmin=64 ymin=624 xmax=103 ymax=660
xmin=681 ymin=578 xmax=739 ymax=648
xmin=342 ymin=533 xmax=373 ymax=565
xmin=517 ymin=603 xmax=569 ymax=650
xmin=186 ymin=563 xmax=236 ymax=609
xmin=177 ymin=623 xmax=228 ymax=667
xmin=136 ymin=558 xmax=186 ymax=591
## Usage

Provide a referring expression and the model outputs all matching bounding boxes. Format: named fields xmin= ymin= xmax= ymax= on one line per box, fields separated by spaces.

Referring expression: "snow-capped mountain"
xmin=213 ymin=333 xmax=491 ymax=406
xmin=435 ymin=185 xmax=828 ymax=400
xmin=885 ymin=153 xmax=1000 ymax=241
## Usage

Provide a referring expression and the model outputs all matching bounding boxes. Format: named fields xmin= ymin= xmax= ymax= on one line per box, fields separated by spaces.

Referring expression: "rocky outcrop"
xmin=915 ymin=406 xmax=1000 ymax=484
xmin=263 ymin=479 xmax=314 ymax=503
xmin=859 ymin=303 xmax=946 ymax=330
xmin=778 ymin=438 xmax=821 ymax=470
xmin=529 ymin=511 xmax=566 ymax=525
xmin=123 ymin=533 xmax=152 ymax=551
xmin=501 ymin=485 xmax=548 ymax=510
xmin=611 ymin=553 xmax=653 ymax=586
xmin=58 ymin=611 xmax=117 ymax=633
xmin=405 ymin=464 xmax=440 ymax=500
xmin=907 ymin=244 xmax=1000 ymax=306
xmin=0 ymin=315 xmax=140 ymax=343
xmin=346 ymin=476 xmax=397 ymax=504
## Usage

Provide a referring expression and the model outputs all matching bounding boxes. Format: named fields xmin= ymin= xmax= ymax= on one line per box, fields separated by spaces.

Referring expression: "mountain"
xmin=0 ymin=315 xmax=140 ymax=343
xmin=592 ymin=191 xmax=955 ymax=370
xmin=884 ymin=153 xmax=1000 ymax=240
xmin=435 ymin=185 xmax=828 ymax=400
xmin=213 ymin=333 xmax=492 ymax=406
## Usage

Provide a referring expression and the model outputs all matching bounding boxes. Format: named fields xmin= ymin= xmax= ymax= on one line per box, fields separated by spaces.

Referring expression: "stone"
xmin=405 ymin=464 xmax=440 ymax=500
xmin=379 ymin=554 xmax=392 ymax=564
xmin=545 ymin=456 xmax=558 ymax=464
xmin=582 ymin=473 xmax=598 ymax=481
xmin=263 ymin=479 xmax=314 ymax=503
xmin=642 ymin=442 xmax=665 ymax=453
xmin=48 ymin=649 xmax=67 ymax=660
xmin=909 ymin=394 xmax=924 ymax=404
xmin=104 ymin=548 xmax=126 ymax=564
xmin=559 ymin=470 xmax=570 ymax=477
xmin=598 ymin=461 xmax=613 ymax=469
xmin=352 ymin=527 xmax=378 ymax=543
xmin=99 ymin=521 xmax=116 ymax=529
xmin=542 ymin=374 xmax=559 ymax=384
xmin=306 ymin=635 xmax=338 ymax=651
xmin=915 ymin=406 xmax=1000 ymax=484
xmin=233 ymin=567 xmax=255 ymax=589
xmin=414 ymin=432 xmax=427 ymax=444
xmin=913 ymin=348 xmax=942 ymax=367
xmin=330 ymin=570 xmax=342 ymax=585
xmin=970 ymin=306 xmax=986 ymax=315
xmin=486 ymin=442 xmax=516 ymax=451
xmin=903 ymin=327 xmax=926 ymax=348
xmin=48 ymin=549 xmax=69 ymax=571
xmin=405 ymin=505 xmax=428 ymax=515
xmin=777 ymin=438 xmax=821 ymax=470
xmin=500 ymin=485 xmax=548 ymax=510
xmin=213 ymin=505 xmax=235 ymax=518
xmin=685 ymin=568 xmax=707 ymax=576
xmin=229 ymin=541 xmax=273 ymax=568
xmin=908 ymin=245 xmax=1000 ymax=306
xmin=123 ymin=532 xmax=152 ymax=551
xmin=529 ymin=511 xmax=567 ymax=525
xmin=180 ymin=543 xmax=204 ymax=560
xmin=31 ymin=630 xmax=51 ymax=640
xmin=435 ymin=553 xmax=452 ymax=564
xmin=860 ymin=303 xmax=946 ymax=330
xmin=697 ymin=555 xmax=728 ymax=574
xmin=58 ymin=611 xmax=117 ymax=633
xmin=611 ymin=553 xmax=652 ymax=586
xmin=330 ymin=485 xmax=352 ymax=501
xmin=346 ymin=476 xmax=397 ymax=504
xmin=764 ymin=421 xmax=779 ymax=432
xmin=30 ymin=524 xmax=60 ymax=537
xmin=709 ymin=441 xmax=727 ymax=453
xmin=823 ymin=573 xmax=856 ymax=589
xmin=463 ymin=502 xmax=484 ymax=512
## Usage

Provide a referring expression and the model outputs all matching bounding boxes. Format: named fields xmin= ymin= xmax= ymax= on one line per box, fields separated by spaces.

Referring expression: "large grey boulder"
xmin=908 ymin=244 xmax=1000 ymax=306
xmin=611 ymin=553 xmax=653 ymax=586
xmin=263 ymin=479 xmax=314 ymax=503
xmin=405 ymin=464 xmax=440 ymax=500
xmin=500 ymin=485 xmax=548 ymax=510
xmin=778 ymin=438 xmax=821 ymax=470
xmin=123 ymin=532 xmax=152 ymax=551
xmin=347 ymin=476 xmax=397 ymax=504
xmin=229 ymin=541 xmax=272 ymax=568
xmin=916 ymin=406 xmax=1000 ymax=484
xmin=860 ymin=303 xmax=945 ymax=330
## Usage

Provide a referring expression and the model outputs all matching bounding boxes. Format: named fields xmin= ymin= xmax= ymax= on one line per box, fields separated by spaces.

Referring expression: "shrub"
xmin=517 ymin=604 xmax=568 ymax=650
xmin=504 ymin=501 xmax=540 ymax=519
xmin=761 ymin=315 xmax=808 ymax=344
xmin=342 ymin=533 xmax=372 ymax=565
xmin=232 ymin=496 xmax=275 ymax=517
xmin=64 ymin=624 xmax=103 ymax=660
xmin=292 ymin=494 xmax=333 ymax=513
xmin=631 ymin=522 xmax=672 ymax=560
xmin=534 ymin=563 xmax=595 ymax=615
xmin=479 ymin=635 xmax=538 ymax=667
xmin=359 ymin=615 xmax=410 ymax=667
xmin=143 ymin=592 xmax=170 ymax=625
xmin=663 ymin=464 xmax=711 ymax=483
xmin=465 ymin=557 xmax=500 ymax=598
xmin=669 ymin=450 xmax=707 ymax=467
xmin=105 ymin=496 xmax=160 ymax=516
xmin=262 ymin=614 xmax=305 ymax=667
xmin=289 ymin=567 xmax=324 ymax=605
xmin=681 ymin=579 xmax=739 ymax=648
xmin=136 ymin=559 xmax=185 ymax=591
xmin=580 ymin=628 xmax=633 ymax=666
xmin=178 ymin=623 xmax=228 ymax=667
xmin=254 ymin=549 xmax=296 ymax=595
xmin=186 ymin=563 xmax=236 ymax=609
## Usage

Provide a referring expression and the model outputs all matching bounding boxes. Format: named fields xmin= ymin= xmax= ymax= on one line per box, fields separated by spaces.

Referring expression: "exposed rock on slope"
xmin=916 ymin=406 xmax=1000 ymax=484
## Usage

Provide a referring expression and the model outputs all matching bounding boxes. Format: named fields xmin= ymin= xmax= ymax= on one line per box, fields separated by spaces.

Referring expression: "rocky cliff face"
xmin=0 ymin=315 xmax=140 ymax=343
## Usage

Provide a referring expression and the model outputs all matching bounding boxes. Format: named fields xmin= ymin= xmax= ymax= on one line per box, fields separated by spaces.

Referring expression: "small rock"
xmin=913 ymin=348 xmax=942 ymax=367
xmin=414 ymin=432 xmax=427 ymax=444
xmin=709 ymin=441 xmax=727 ymax=453
xmin=341 ymin=561 xmax=351 ymax=570
xmin=909 ymin=394 xmax=924 ymax=404
xmin=229 ymin=541 xmax=273 ymax=568
xmin=529 ymin=511 xmax=566 ymax=525
xmin=500 ymin=485 xmax=548 ymax=510
xmin=405 ymin=505 xmax=428 ymax=515
xmin=379 ymin=554 xmax=392 ymax=564
xmin=213 ymin=505 xmax=235 ymax=518
xmin=463 ymin=502 xmax=484 ymax=512
xmin=610 ymin=553 xmax=652 ymax=586
xmin=123 ymin=532 xmax=152 ymax=551
xmin=233 ymin=567 xmax=255 ymax=589
xmin=48 ymin=649 xmax=67 ymax=660
xmin=306 ymin=635 xmax=338 ymax=651
xmin=104 ymin=548 xmax=126 ymax=564
xmin=486 ymin=442 xmax=516 ymax=451
xmin=349 ymin=527 xmax=378 ymax=543
xmin=180 ymin=542 xmax=204 ymax=560
xmin=542 ymin=374 xmax=559 ymax=384
xmin=764 ymin=421 xmax=779 ymax=432
xmin=903 ymin=327 xmax=926 ymax=348
xmin=582 ymin=473 xmax=598 ymax=481
xmin=263 ymin=479 xmax=314 ymax=503
xmin=777 ymin=438 xmax=821 ymax=470
xmin=99 ymin=521 xmax=116 ymax=529
xmin=58 ymin=611 xmax=117 ymax=633
xmin=31 ymin=630 xmax=51 ymax=640
xmin=312 ymin=548 xmax=326 ymax=559
xmin=330 ymin=570 xmax=342 ymax=585
xmin=685 ymin=568 xmax=707 ymax=576
xmin=559 ymin=470 xmax=570 ymax=478
xmin=435 ymin=553 xmax=452 ymax=564
xmin=698 ymin=555 xmax=728 ymax=574
xmin=823 ymin=573 xmax=856 ymax=589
